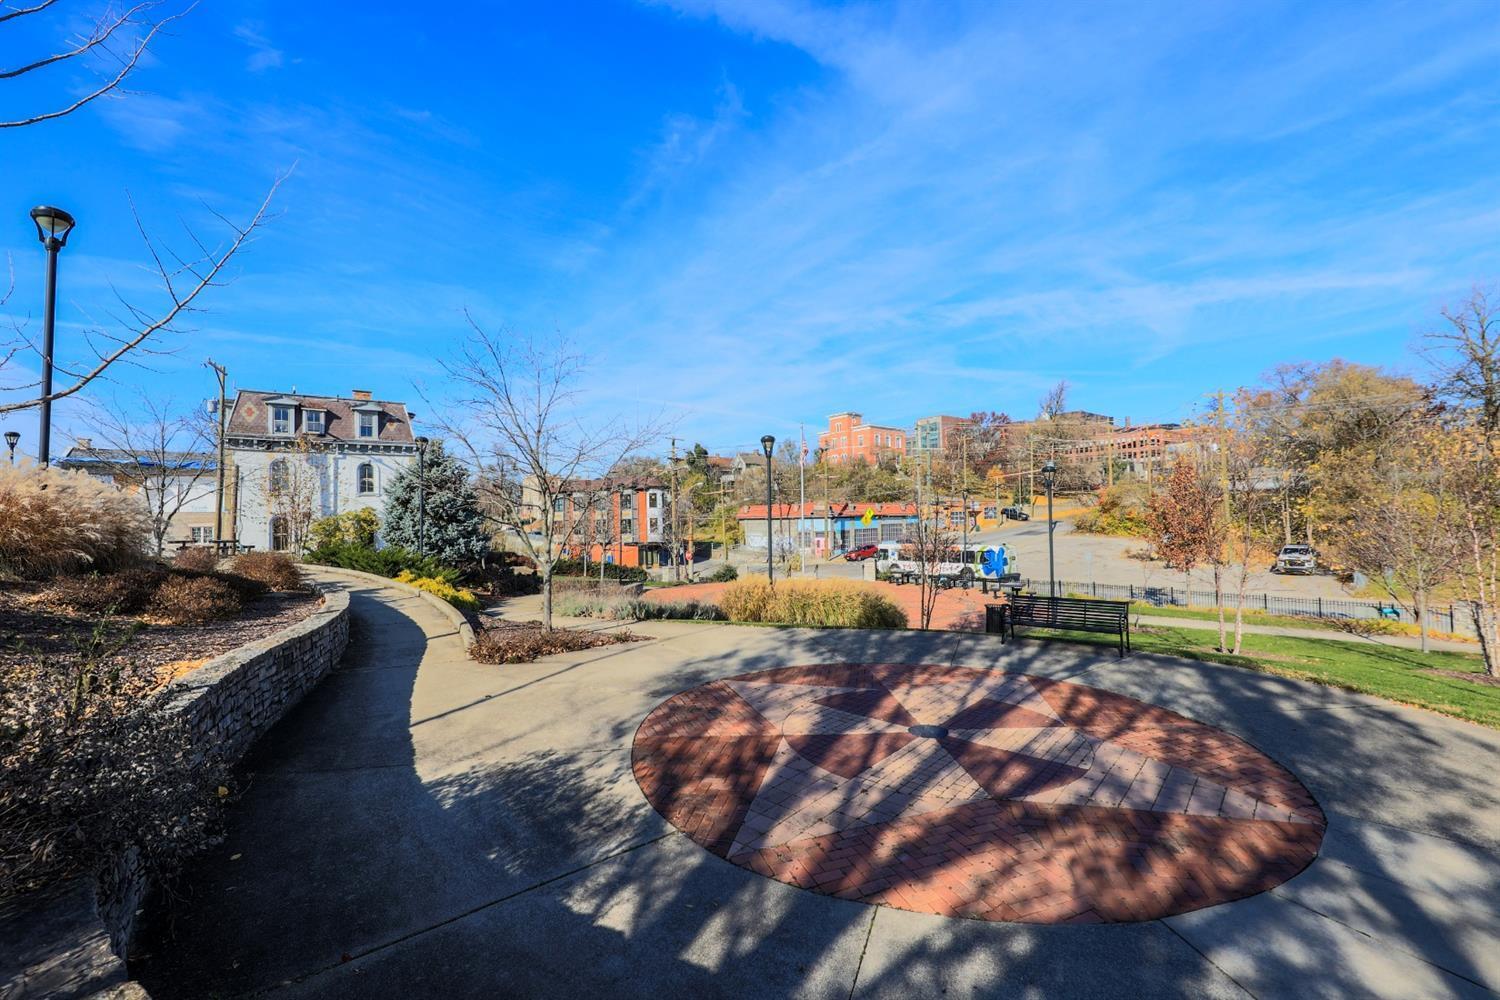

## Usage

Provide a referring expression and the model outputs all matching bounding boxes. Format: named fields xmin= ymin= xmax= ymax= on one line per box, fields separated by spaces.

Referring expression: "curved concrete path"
xmin=135 ymin=573 xmax=1500 ymax=999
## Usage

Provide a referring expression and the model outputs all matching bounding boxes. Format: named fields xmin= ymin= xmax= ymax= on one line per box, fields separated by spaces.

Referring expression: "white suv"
xmin=1273 ymin=544 xmax=1317 ymax=575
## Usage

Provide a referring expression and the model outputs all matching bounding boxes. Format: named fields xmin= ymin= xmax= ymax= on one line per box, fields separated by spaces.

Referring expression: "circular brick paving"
xmin=632 ymin=663 xmax=1325 ymax=924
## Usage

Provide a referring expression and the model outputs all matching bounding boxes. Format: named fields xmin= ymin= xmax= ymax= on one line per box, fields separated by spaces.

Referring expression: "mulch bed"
xmin=0 ymin=587 xmax=324 ymax=678
xmin=469 ymin=619 xmax=643 ymax=664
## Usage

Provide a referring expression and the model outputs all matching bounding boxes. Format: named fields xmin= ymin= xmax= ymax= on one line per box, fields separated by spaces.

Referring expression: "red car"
xmin=844 ymin=544 xmax=880 ymax=561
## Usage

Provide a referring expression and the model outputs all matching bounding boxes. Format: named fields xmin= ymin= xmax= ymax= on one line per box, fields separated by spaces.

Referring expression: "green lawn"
xmin=1026 ymin=622 xmax=1500 ymax=729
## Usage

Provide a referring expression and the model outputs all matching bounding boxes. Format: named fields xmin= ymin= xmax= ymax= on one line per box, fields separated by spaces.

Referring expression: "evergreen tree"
xmin=382 ymin=442 xmax=491 ymax=566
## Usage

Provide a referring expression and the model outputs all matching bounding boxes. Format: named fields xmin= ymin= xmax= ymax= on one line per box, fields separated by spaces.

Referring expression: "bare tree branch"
xmin=0 ymin=1 xmax=195 ymax=129
xmin=0 ymin=171 xmax=289 ymax=416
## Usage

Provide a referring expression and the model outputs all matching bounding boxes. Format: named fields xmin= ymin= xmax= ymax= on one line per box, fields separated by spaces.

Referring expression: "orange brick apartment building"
xmin=817 ymin=412 xmax=907 ymax=465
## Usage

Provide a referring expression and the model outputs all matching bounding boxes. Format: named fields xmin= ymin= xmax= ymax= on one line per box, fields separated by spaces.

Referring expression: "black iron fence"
xmin=1020 ymin=578 xmax=1468 ymax=636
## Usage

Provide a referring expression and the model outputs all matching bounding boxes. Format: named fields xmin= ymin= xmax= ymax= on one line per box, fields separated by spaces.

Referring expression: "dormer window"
xmin=304 ymin=410 xmax=325 ymax=434
xmin=358 ymin=412 xmax=376 ymax=439
xmin=271 ymin=405 xmax=293 ymax=435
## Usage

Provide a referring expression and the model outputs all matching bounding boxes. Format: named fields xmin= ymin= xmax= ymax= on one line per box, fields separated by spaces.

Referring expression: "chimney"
xmin=352 ymin=389 xmax=372 ymax=401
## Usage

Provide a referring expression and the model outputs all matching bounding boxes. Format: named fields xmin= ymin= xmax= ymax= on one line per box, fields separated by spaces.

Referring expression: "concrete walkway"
xmin=135 ymin=572 xmax=1500 ymax=999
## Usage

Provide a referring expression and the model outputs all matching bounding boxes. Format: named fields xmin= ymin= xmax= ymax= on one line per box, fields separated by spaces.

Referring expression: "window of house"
xmin=269 ymin=459 xmax=288 ymax=494
xmin=620 ymin=519 xmax=634 ymax=537
xmin=271 ymin=405 xmax=292 ymax=435
xmin=648 ymin=492 xmax=658 ymax=508
xmin=553 ymin=496 xmax=566 ymax=512
xmin=358 ymin=412 xmax=377 ymax=438
xmin=649 ymin=517 xmax=659 ymax=532
xmin=358 ymin=463 xmax=375 ymax=494
xmin=304 ymin=410 xmax=324 ymax=434
xmin=857 ymin=435 xmax=864 ymax=447
xmin=191 ymin=526 xmax=213 ymax=543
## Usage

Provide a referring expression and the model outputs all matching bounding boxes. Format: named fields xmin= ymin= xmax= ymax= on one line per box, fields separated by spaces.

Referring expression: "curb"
xmin=305 ymin=565 xmax=477 ymax=650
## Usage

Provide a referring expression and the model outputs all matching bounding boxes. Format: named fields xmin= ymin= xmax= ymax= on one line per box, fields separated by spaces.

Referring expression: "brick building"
xmin=817 ymin=412 xmax=907 ymax=465
xmin=546 ymin=476 xmax=684 ymax=568
xmin=911 ymin=415 xmax=971 ymax=456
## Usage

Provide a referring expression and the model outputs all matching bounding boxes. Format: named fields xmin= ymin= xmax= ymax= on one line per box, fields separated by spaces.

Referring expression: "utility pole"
xmin=669 ymin=437 xmax=680 ymax=580
xmin=1106 ymin=422 xmax=1115 ymax=489
xmin=823 ymin=460 xmax=833 ymax=556
xmin=798 ymin=425 xmax=807 ymax=562
xmin=204 ymin=359 xmax=229 ymax=550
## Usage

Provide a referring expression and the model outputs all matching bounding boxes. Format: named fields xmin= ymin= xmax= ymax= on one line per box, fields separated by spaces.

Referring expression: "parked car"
xmin=844 ymin=544 xmax=880 ymax=561
xmin=1002 ymin=506 xmax=1030 ymax=521
xmin=1272 ymin=544 xmax=1318 ymax=574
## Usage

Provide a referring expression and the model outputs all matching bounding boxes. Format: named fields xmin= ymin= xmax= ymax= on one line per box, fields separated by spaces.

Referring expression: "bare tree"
xmin=255 ymin=435 xmax=321 ymax=555
xmin=1425 ymin=286 xmax=1500 ymax=441
xmin=433 ymin=321 xmax=663 ymax=629
xmin=1 ymin=178 xmax=286 ymax=416
xmin=1 ymin=0 xmax=195 ymax=130
xmin=1038 ymin=380 xmax=1069 ymax=420
xmin=83 ymin=392 xmax=213 ymax=555
xmin=903 ymin=481 xmax=957 ymax=631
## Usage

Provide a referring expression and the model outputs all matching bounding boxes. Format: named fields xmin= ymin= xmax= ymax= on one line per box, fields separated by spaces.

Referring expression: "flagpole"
xmin=798 ymin=424 xmax=807 ymax=563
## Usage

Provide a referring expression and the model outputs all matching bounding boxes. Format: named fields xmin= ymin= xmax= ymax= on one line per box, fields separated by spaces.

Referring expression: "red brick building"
xmin=546 ymin=476 xmax=678 ymax=568
xmin=817 ymin=412 xmax=907 ymax=466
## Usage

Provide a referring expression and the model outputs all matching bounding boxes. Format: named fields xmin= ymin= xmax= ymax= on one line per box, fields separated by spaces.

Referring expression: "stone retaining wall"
xmin=1 ymin=582 xmax=351 ymax=999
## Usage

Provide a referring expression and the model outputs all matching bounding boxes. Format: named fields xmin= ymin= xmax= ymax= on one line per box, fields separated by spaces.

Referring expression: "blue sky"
xmin=3 ymin=0 xmax=1499 ymax=458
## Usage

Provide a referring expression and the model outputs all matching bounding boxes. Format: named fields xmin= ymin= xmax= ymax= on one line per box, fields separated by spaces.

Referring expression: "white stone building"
xmin=224 ymin=388 xmax=420 ymax=551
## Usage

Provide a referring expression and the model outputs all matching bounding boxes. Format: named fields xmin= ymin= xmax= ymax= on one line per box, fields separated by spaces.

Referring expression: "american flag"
xmin=800 ymin=426 xmax=808 ymax=464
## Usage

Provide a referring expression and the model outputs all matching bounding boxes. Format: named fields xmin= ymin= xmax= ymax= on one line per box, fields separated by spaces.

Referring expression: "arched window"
xmin=270 ymin=516 xmax=289 ymax=552
xmin=358 ymin=463 xmax=375 ymax=495
xmin=269 ymin=459 xmax=288 ymax=495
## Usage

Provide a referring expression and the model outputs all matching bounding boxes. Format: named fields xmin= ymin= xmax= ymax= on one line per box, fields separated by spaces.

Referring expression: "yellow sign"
xmin=861 ymin=507 xmax=875 ymax=526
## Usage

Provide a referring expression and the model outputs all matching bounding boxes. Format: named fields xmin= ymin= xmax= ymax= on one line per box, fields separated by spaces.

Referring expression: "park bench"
xmin=985 ymin=593 xmax=1131 ymax=658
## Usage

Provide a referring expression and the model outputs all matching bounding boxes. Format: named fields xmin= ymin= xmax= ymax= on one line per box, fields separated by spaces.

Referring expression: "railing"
xmin=1021 ymin=578 xmax=1468 ymax=636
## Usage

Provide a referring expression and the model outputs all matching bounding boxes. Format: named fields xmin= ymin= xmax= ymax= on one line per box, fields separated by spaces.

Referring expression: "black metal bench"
xmin=986 ymin=594 xmax=1131 ymax=657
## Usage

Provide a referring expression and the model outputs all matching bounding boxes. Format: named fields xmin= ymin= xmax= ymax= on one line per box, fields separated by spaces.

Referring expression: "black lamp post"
xmin=761 ymin=434 xmax=775 ymax=582
xmin=415 ymin=436 xmax=430 ymax=557
xmin=1041 ymin=460 xmax=1058 ymax=597
xmin=4 ymin=431 xmax=19 ymax=466
xmin=30 ymin=206 xmax=75 ymax=467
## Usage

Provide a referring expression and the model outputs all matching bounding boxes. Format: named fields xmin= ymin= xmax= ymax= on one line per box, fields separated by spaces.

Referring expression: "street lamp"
xmin=4 ymin=431 xmax=19 ymax=465
xmin=1041 ymin=460 xmax=1058 ymax=597
xmin=30 ymin=206 xmax=75 ymax=467
xmin=414 ymin=436 xmax=430 ymax=557
xmin=761 ymin=434 xmax=775 ymax=582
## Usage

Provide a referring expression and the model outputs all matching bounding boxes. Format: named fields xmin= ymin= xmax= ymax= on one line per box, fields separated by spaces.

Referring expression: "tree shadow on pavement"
xmin=133 ymin=584 xmax=1500 ymax=998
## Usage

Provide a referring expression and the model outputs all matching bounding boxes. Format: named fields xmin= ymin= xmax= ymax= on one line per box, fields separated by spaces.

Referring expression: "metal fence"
xmin=1020 ymin=578 xmax=1469 ymax=637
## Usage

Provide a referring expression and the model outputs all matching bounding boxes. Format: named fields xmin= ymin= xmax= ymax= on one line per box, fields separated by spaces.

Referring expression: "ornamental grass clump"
xmin=719 ymin=577 xmax=907 ymax=629
xmin=0 ymin=464 xmax=149 ymax=579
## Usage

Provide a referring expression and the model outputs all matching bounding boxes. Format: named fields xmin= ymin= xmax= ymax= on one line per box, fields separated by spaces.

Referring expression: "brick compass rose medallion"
xmin=632 ymin=664 xmax=1325 ymax=924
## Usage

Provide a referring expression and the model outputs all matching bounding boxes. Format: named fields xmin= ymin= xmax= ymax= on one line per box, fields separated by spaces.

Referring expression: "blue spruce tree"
xmin=382 ymin=442 xmax=491 ymax=566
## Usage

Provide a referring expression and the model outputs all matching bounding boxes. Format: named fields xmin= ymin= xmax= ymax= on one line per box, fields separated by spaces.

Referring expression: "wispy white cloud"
xmin=234 ymin=21 xmax=285 ymax=73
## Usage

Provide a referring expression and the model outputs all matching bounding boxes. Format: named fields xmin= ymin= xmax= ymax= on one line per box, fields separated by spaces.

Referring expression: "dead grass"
xmin=469 ymin=621 xmax=643 ymax=664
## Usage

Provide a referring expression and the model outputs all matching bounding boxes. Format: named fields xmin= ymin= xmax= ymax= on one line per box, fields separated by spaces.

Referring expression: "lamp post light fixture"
xmin=29 ymin=206 xmax=75 ymax=467
xmin=4 ymin=431 xmax=19 ymax=466
xmin=414 ymin=436 xmax=430 ymax=558
xmin=1041 ymin=460 xmax=1058 ymax=597
xmin=761 ymin=434 xmax=775 ymax=583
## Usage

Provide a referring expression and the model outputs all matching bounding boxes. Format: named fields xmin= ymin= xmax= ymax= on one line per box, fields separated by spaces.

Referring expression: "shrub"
xmin=44 ymin=566 xmax=168 ymax=616
xmin=149 ymin=574 xmax=244 ymax=624
xmin=308 ymin=508 xmax=380 ymax=549
xmin=0 ymin=637 xmax=227 ymax=899
xmin=707 ymin=564 xmax=738 ymax=583
xmin=303 ymin=541 xmax=459 ymax=583
xmin=0 ymin=464 xmax=150 ymax=579
xmin=173 ymin=546 xmax=220 ymax=572
xmin=555 ymin=594 xmax=726 ymax=622
xmin=551 ymin=558 xmax=649 ymax=583
xmin=395 ymin=570 xmax=480 ymax=612
xmin=469 ymin=622 xmax=641 ymax=664
xmin=230 ymin=551 xmax=303 ymax=591
xmin=630 ymin=598 xmax=726 ymax=621
xmin=719 ymin=577 xmax=906 ymax=629
xmin=1074 ymin=484 xmax=1151 ymax=537
xmin=475 ymin=563 xmax=541 ymax=596
xmin=494 ymin=551 xmax=536 ymax=570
